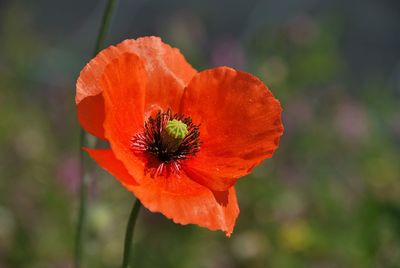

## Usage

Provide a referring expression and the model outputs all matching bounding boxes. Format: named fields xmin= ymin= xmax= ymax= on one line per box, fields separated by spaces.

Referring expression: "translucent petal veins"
xmin=131 ymin=110 xmax=201 ymax=176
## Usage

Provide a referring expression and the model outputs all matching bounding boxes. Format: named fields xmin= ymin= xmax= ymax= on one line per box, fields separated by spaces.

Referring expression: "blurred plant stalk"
xmin=122 ymin=199 xmax=142 ymax=268
xmin=74 ymin=0 xmax=118 ymax=267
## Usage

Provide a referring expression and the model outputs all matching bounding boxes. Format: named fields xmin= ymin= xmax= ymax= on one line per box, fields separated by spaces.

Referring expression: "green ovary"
xmin=165 ymin=119 xmax=189 ymax=140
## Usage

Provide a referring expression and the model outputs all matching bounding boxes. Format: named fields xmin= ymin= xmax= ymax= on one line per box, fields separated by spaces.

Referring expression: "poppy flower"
xmin=76 ymin=36 xmax=283 ymax=236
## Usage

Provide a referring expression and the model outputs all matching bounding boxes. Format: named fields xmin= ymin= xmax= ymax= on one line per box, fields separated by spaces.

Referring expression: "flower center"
xmin=161 ymin=119 xmax=189 ymax=152
xmin=130 ymin=109 xmax=200 ymax=176
xmin=165 ymin=119 xmax=189 ymax=140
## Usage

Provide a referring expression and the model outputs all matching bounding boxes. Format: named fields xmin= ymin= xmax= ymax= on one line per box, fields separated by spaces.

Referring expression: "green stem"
xmin=74 ymin=1 xmax=118 ymax=267
xmin=74 ymin=130 xmax=87 ymax=268
xmin=93 ymin=0 xmax=118 ymax=56
xmin=122 ymin=199 xmax=142 ymax=268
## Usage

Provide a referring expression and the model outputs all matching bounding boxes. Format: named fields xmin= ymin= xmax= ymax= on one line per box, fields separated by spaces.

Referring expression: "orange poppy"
xmin=76 ymin=36 xmax=283 ymax=236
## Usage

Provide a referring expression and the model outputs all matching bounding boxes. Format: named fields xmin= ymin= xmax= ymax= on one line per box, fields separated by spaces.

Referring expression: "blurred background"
xmin=1 ymin=0 xmax=400 ymax=267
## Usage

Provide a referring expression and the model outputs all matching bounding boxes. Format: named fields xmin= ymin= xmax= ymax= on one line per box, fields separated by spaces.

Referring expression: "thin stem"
xmin=74 ymin=1 xmax=118 ymax=267
xmin=122 ymin=199 xmax=142 ymax=268
xmin=93 ymin=0 xmax=118 ymax=56
xmin=74 ymin=130 xmax=87 ymax=268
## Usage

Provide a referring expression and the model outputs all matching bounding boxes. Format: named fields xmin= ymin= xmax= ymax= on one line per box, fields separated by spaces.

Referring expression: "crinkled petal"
xmin=101 ymin=53 xmax=147 ymax=182
xmin=76 ymin=36 xmax=197 ymax=138
xmin=85 ymin=148 xmax=239 ymax=236
xmin=180 ymin=67 xmax=284 ymax=192
xmin=117 ymin=37 xmax=197 ymax=112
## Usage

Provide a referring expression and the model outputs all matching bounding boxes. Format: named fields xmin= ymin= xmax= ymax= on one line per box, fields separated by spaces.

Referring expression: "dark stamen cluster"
xmin=131 ymin=109 xmax=201 ymax=175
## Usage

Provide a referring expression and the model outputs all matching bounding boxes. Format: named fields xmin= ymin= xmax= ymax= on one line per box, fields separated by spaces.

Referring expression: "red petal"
xmin=85 ymin=148 xmax=239 ymax=236
xmin=180 ymin=67 xmax=284 ymax=191
xmin=84 ymin=148 xmax=139 ymax=188
xmin=76 ymin=37 xmax=197 ymax=138
xmin=101 ymin=53 xmax=147 ymax=182
xmin=77 ymin=94 xmax=106 ymax=139
xmin=117 ymin=37 xmax=197 ymax=112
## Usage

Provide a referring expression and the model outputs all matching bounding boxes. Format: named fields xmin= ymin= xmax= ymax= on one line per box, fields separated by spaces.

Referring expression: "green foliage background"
xmin=1 ymin=0 xmax=400 ymax=267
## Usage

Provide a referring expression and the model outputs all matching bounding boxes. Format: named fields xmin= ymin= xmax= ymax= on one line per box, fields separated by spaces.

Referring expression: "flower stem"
xmin=74 ymin=130 xmax=88 ymax=268
xmin=122 ymin=199 xmax=142 ymax=268
xmin=93 ymin=0 xmax=118 ymax=57
xmin=74 ymin=1 xmax=118 ymax=267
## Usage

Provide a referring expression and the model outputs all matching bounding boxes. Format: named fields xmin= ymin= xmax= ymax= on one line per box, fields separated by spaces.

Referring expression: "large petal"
xmin=77 ymin=94 xmax=105 ymax=139
xmin=117 ymin=37 xmax=197 ymax=112
xmin=83 ymin=148 xmax=139 ymax=187
xmin=76 ymin=36 xmax=197 ymax=138
xmin=180 ymin=67 xmax=284 ymax=192
xmin=85 ymin=148 xmax=239 ymax=236
xmin=101 ymin=53 xmax=147 ymax=182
